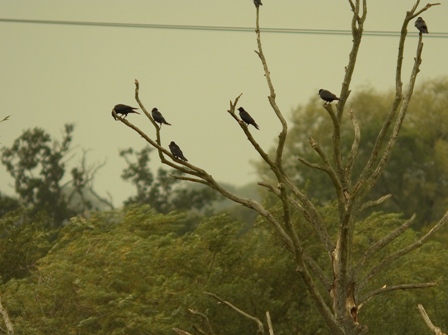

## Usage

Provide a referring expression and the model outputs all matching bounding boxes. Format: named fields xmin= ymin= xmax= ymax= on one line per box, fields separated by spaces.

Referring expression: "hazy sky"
xmin=1 ymin=1 xmax=447 ymax=206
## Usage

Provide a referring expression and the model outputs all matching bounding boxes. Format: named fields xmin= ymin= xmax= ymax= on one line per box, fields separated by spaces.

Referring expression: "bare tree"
xmin=113 ymin=1 xmax=444 ymax=334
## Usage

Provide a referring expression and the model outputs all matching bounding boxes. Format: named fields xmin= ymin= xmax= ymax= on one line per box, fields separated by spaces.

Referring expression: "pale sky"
xmin=1 ymin=1 xmax=447 ymax=206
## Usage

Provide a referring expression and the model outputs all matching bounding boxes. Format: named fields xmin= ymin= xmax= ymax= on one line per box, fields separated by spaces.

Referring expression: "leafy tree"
xmin=120 ymin=146 xmax=222 ymax=214
xmin=1 ymin=124 xmax=112 ymax=227
xmin=1 ymin=206 xmax=448 ymax=334
xmin=111 ymin=2 xmax=446 ymax=334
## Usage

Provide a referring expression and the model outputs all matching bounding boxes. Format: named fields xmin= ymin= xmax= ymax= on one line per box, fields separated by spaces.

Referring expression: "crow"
xmin=254 ymin=0 xmax=262 ymax=8
xmin=169 ymin=141 xmax=188 ymax=161
xmin=237 ymin=107 xmax=260 ymax=130
xmin=318 ymin=89 xmax=340 ymax=104
xmin=151 ymin=108 xmax=172 ymax=128
xmin=415 ymin=17 xmax=428 ymax=34
xmin=112 ymin=104 xmax=139 ymax=120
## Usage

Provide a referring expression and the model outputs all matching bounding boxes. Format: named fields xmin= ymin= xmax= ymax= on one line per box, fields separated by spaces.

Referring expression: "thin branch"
xmin=354 ymin=213 xmax=415 ymax=281
xmin=308 ymin=136 xmax=344 ymax=199
xmin=344 ymin=109 xmax=360 ymax=182
xmin=205 ymin=292 xmax=265 ymax=335
xmin=418 ymin=304 xmax=447 ymax=335
xmin=0 ymin=115 xmax=10 ymax=123
xmin=0 ymin=295 xmax=14 ymax=335
xmin=304 ymin=255 xmax=332 ymax=289
xmin=170 ymin=175 xmax=210 ymax=187
xmin=172 ymin=328 xmax=193 ymax=335
xmin=288 ymin=196 xmax=334 ymax=253
xmin=353 ymin=1 xmax=439 ymax=203
xmin=337 ymin=0 xmax=366 ymax=120
xmin=360 ymin=211 xmax=448 ymax=288
xmin=358 ymin=194 xmax=392 ymax=212
xmin=358 ymin=282 xmax=436 ymax=307
xmin=323 ymin=104 xmax=345 ymax=189
xmin=258 ymin=181 xmax=281 ymax=196
xmin=254 ymin=4 xmax=287 ymax=168
xmin=188 ymin=309 xmax=215 ymax=335
xmin=266 ymin=311 xmax=275 ymax=335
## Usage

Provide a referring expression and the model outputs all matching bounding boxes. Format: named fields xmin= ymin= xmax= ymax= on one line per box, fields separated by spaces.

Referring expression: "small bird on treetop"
xmin=318 ymin=89 xmax=341 ymax=104
xmin=112 ymin=104 xmax=139 ymax=120
xmin=169 ymin=141 xmax=188 ymax=162
xmin=415 ymin=17 xmax=428 ymax=34
xmin=254 ymin=0 xmax=262 ymax=8
xmin=237 ymin=107 xmax=260 ymax=130
xmin=151 ymin=108 xmax=172 ymax=128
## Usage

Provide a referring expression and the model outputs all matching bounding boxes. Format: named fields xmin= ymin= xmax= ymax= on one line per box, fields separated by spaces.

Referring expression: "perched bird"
xmin=415 ymin=17 xmax=428 ymax=34
xmin=151 ymin=108 xmax=172 ymax=128
xmin=169 ymin=141 xmax=188 ymax=161
xmin=318 ymin=89 xmax=340 ymax=104
xmin=254 ymin=0 xmax=262 ymax=8
xmin=112 ymin=104 xmax=139 ymax=120
xmin=237 ymin=107 xmax=260 ymax=130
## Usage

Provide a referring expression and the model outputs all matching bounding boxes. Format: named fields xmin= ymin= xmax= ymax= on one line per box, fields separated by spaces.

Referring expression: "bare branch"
xmin=358 ymin=194 xmax=392 ymax=213
xmin=258 ymin=181 xmax=281 ymax=196
xmin=266 ymin=311 xmax=275 ymax=335
xmin=418 ymin=304 xmax=447 ymax=335
xmin=309 ymin=136 xmax=344 ymax=198
xmin=205 ymin=292 xmax=265 ymax=334
xmin=337 ymin=0 xmax=366 ymax=120
xmin=344 ymin=109 xmax=360 ymax=182
xmin=358 ymin=282 xmax=436 ymax=307
xmin=171 ymin=175 xmax=210 ymax=187
xmin=0 ymin=295 xmax=14 ymax=335
xmin=172 ymin=328 xmax=193 ymax=335
xmin=0 ymin=115 xmax=10 ymax=123
xmin=304 ymin=255 xmax=332 ymax=289
xmin=411 ymin=3 xmax=441 ymax=19
xmin=360 ymin=211 xmax=448 ymax=287
xmin=287 ymin=196 xmax=334 ymax=253
xmin=353 ymin=1 xmax=438 ymax=202
xmin=254 ymin=5 xmax=287 ymax=168
xmin=188 ymin=309 xmax=215 ymax=335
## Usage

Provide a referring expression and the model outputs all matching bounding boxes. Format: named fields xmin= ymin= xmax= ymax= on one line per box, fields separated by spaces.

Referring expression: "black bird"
xmin=415 ymin=17 xmax=428 ymax=34
xmin=151 ymin=108 xmax=172 ymax=128
xmin=237 ymin=107 xmax=260 ymax=130
xmin=169 ymin=141 xmax=188 ymax=161
xmin=112 ymin=104 xmax=139 ymax=120
xmin=254 ymin=0 xmax=262 ymax=8
xmin=318 ymin=89 xmax=340 ymax=104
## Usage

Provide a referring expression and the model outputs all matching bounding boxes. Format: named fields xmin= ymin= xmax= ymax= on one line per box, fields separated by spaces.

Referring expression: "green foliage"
xmin=0 ymin=209 xmax=56 ymax=283
xmin=258 ymin=77 xmax=448 ymax=227
xmin=0 ymin=192 xmax=20 ymax=217
xmin=1 ymin=206 xmax=446 ymax=334
xmin=0 ymin=207 xmax=319 ymax=334
xmin=120 ymin=146 xmax=223 ymax=214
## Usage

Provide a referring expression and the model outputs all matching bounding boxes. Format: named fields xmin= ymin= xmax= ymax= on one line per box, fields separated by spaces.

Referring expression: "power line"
xmin=1 ymin=18 xmax=448 ymax=38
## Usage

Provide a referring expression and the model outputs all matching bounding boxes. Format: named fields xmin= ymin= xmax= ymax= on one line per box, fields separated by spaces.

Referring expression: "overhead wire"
xmin=1 ymin=18 xmax=448 ymax=38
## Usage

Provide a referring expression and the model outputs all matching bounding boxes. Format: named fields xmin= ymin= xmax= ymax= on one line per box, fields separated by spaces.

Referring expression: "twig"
xmin=358 ymin=282 xmax=436 ymax=307
xmin=188 ymin=309 xmax=215 ymax=335
xmin=0 ymin=295 xmax=14 ymax=335
xmin=205 ymin=292 xmax=264 ymax=334
xmin=172 ymin=328 xmax=193 ymax=335
xmin=266 ymin=311 xmax=275 ymax=335
xmin=418 ymin=304 xmax=447 ymax=335
xmin=354 ymin=214 xmax=414 ymax=282
xmin=360 ymin=210 xmax=448 ymax=287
